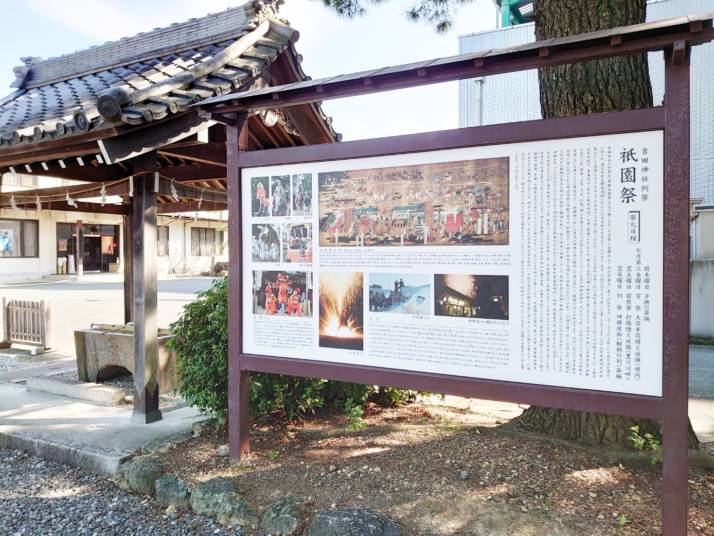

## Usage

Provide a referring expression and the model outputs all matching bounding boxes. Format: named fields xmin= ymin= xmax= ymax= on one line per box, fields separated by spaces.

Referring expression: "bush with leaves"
xmin=168 ymin=278 xmax=415 ymax=423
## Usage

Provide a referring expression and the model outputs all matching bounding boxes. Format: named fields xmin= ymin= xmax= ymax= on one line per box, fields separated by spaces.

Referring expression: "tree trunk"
xmin=514 ymin=0 xmax=700 ymax=450
xmin=535 ymin=0 xmax=653 ymax=118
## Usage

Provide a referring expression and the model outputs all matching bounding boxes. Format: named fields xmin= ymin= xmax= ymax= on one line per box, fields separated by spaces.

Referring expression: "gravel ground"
xmin=164 ymin=397 xmax=714 ymax=536
xmin=0 ymin=351 xmax=58 ymax=374
xmin=0 ymin=449 xmax=243 ymax=536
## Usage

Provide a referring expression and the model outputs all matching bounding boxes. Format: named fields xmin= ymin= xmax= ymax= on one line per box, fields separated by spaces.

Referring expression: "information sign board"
xmin=242 ymin=131 xmax=664 ymax=396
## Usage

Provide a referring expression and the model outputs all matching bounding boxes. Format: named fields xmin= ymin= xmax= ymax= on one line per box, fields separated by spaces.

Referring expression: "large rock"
xmin=114 ymin=455 xmax=164 ymax=495
xmin=155 ymin=474 xmax=190 ymax=509
xmin=190 ymin=477 xmax=258 ymax=528
xmin=308 ymin=508 xmax=401 ymax=536
xmin=261 ymin=496 xmax=308 ymax=535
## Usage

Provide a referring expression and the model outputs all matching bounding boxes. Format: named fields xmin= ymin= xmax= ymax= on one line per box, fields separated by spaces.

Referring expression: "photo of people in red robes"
xmin=252 ymin=271 xmax=313 ymax=317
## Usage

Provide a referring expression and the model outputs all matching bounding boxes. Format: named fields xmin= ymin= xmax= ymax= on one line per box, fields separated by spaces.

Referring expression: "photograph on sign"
xmin=368 ymin=273 xmax=431 ymax=315
xmin=250 ymin=176 xmax=270 ymax=217
xmin=318 ymin=157 xmax=509 ymax=248
xmin=283 ymin=223 xmax=313 ymax=263
xmin=434 ymin=274 xmax=508 ymax=320
xmin=292 ymin=173 xmax=313 ymax=217
xmin=319 ymin=271 xmax=364 ymax=350
xmin=241 ymin=131 xmax=664 ymax=396
xmin=270 ymin=175 xmax=290 ymax=217
xmin=251 ymin=224 xmax=280 ymax=263
xmin=252 ymin=271 xmax=313 ymax=317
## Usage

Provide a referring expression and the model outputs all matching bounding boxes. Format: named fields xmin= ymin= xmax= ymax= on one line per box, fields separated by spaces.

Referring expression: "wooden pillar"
xmin=122 ymin=212 xmax=133 ymax=324
xmin=131 ymin=166 xmax=162 ymax=424
xmin=661 ymin=42 xmax=690 ymax=536
xmin=227 ymin=113 xmax=250 ymax=459
xmin=75 ymin=220 xmax=84 ymax=279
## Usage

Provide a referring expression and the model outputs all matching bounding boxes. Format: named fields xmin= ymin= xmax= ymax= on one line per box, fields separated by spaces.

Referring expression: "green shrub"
xmin=628 ymin=425 xmax=663 ymax=465
xmin=168 ymin=277 xmax=415 ymax=423
xmin=344 ymin=398 xmax=367 ymax=431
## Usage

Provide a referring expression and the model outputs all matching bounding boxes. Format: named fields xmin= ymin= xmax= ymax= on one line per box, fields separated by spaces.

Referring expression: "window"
xmin=2 ymin=173 xmax=38 ymax=188
xmin=216 ymin=230 xmax=226 ymax=255
xmin=0 ymin=218 xmax=38 ymax=258
xmin=191 ymin=227 xmax=218 ymax=256
xmin=158 ymin=226 xmax=169 ymax=257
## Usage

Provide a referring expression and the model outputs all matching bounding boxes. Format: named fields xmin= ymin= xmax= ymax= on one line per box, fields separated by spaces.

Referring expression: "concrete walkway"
xmin=0 ymin=382 xmax=202 ymax=475
xmin=0 ymin=343 xmax=711 ymax=478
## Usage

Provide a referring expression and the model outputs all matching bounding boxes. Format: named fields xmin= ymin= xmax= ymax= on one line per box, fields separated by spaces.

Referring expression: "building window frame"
xmin=191 ymin=226 xmax=219 ymax=257
xmin=0 ymin=217 xmax=39 ymax=259
xmin=158 ymin=226 xmax=170 ymax=257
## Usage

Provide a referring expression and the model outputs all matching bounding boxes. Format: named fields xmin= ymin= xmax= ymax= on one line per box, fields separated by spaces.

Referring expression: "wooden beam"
xmin=0 ymin=138 xmax=114 ymax=168
xmin=198 ymin=17 xmax=714 ymax=116
xmin=2 ymin=181 xmax=129 ymax=201
xmin=123 ymin=213 xmax=133 ymax=324
xmin=157 ymin=142 xmax=226 ymax=166
xmin=157 ymin=200 xmax=227 ymax=213
xmin=164 ymin=181 xmax=227 ymax=203
xmin=5 ymin=175 xmax=228 ymax=205
xmin=27 ymin=161 xmax=128 ymax=182
xmin=131 ymin=160 xmax=162 ymax=424
xmin=157 ymin=163 xmax=226 ymax=181
xmin=14 ymin=200 xmax=129 ymax=215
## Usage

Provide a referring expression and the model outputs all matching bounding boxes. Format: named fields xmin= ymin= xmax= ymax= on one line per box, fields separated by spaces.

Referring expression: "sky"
xmin=0 ymin=0 xmax=497 ymax=141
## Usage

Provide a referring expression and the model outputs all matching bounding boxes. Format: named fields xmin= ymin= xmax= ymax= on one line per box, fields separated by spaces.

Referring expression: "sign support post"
xmin=226 ymin=112 xmax=251 ymax=460
xmin=661 ymin=41 xmax=690 ymax=536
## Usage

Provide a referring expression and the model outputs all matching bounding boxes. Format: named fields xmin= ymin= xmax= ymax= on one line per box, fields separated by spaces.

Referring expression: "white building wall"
xmin=458 ymin=0 xmax=714 ymax=204
xmin=0 ymin=210 xmax=227 ymax=283
xmin=691 ymin=259 xmax=714 ymax=337
xmin=0 ymin=208 xmax=123 ymax=282
xmin=157 ymin=217 xmax=228 ymax=276
xmin=0 ymin=171 xmax=228 ymax=282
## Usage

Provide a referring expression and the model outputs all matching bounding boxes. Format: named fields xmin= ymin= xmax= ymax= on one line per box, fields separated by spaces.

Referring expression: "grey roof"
xmin=0 ymin=0 xmax=336 ymax=150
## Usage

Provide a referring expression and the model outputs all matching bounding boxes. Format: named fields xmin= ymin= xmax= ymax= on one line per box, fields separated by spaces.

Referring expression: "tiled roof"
xmin=0 ymin=0 xmax=337 ymax=150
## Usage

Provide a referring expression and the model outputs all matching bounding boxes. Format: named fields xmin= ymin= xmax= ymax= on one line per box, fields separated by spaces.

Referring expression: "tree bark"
xmin=515 ymin=0 xmax=699 ymax=450
xmin=535 ymin=0 xmax=653 ymax=118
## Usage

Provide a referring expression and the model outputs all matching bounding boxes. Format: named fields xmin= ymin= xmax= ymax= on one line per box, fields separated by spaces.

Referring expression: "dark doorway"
xmin=83 ymin=236 xmax=102 ymax=271
xmin=56 ymin=223 xmax=120 ymax=274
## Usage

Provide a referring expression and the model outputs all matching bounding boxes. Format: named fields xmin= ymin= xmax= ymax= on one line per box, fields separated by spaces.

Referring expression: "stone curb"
xmin=0 ymin=430 xmax=132 ymax=475
xmin=26 ymin=376 xmax=128 ymax=406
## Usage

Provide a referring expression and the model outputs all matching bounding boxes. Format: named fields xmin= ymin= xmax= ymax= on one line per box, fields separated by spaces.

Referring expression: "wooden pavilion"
xmin=0 ymin=0 xmax=339 ymax=422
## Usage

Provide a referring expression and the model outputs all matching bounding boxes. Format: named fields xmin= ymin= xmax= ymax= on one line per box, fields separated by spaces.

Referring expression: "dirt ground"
xmin=163 ymin=396 xmax=714 ymax=535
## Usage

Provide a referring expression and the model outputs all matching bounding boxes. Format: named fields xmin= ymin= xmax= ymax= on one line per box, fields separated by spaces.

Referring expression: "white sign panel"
xmin=241 ymin=131 xmax=664 ymax=396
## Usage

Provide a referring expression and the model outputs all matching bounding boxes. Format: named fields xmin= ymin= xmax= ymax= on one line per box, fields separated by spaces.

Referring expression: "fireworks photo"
xmin=319 ymin=272 xmax=364 ymax=350
xmin=251 ymin=177 xmax=270 ymax=217
xmin=251 ymin=224 xmax=280 ymax=263
xmin=318 ymin=157 xmax=509 ymax=247
xmin=252 ymin=271 xmax=313 ymax=317
xmin=434 ymin=274 xmax=509 ymax=320
xmin=369 ymin=273 xmax=431 ymax=315
xmin=283 ymin=223 xmax=312 ymax=263
xmin=292 ymin=173 xmax=312 ymax=216
xmin=270 ymin=175 xmax=290 ymax=217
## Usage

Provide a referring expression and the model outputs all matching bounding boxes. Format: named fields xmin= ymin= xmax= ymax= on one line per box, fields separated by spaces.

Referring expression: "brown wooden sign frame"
xmin=202 ymin=22 xmax=705 ymax=534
